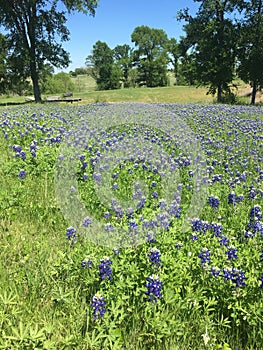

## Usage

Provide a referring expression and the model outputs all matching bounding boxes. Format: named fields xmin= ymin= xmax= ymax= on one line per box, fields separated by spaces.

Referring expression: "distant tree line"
xmin=0 ymin=0 xmax=262 ymax=104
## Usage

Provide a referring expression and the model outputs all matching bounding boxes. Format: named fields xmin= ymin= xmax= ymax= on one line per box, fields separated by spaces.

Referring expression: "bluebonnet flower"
xmin=252 ymin=221 xmax=263 ymax=235
xmin=208 ymin=196 xmax=219 ymax=208
xmin=83 ymin=173 xmax=88 ymax=180
xmin=149 ymin=247 xmax=161 ymax=267
xmin=112 ymin=183 xmax=118 ymax=189
xmin=81 ymin=161 xmax=88 ymax=171
xmin=145 ymin=274 xmax=163 ymax=302
xmin=259 ymin=274 xmax=263 ymax=288
xmin=228 ymin=192 xmax=236 ymax=204
xmin=104 ymin=223 xmax=114 ymax=232
xmin=190 ymin=233 xmax=198 ymax=241
xmin=13 ymin=144 xmax=22 ymax=153
xmin=249 ymin=205 xmax=262 ymax=221
xmin=210 ymin=266 xmax=221 ymax=277
xmin=152 ymin=191 xmax=158 ymax=199
xmin=167 ymin=201 xmax=181 ymax=218
xmin=159 ymin=199 xmax=167 ymax=209
xmin=191 ymin=218 xmax=203 ymax=232
xmin=20 ymin=150 xmax=26 ymax=160
xmin=223 ymin=267 xmax=233 ymax=281
xmin=248 ymin=186 xmax=257 ymax=199
xmin=218 ymin=235 xmax=229 ymax=246
xmin=198 ymin=248 xmax=211 ymax=265
xmin=18 ymin=169 xmax=26 ymax=179
xmin=237 ymin=194 xmax=244 ymax=202
xmin=83 ymin=217 xmax=92 ymax=227
xmin=104 ymin=212 xmax=111 ymax=219
xmin=244 ymin=231 xmax=254 ymax=239
xmin=223 ymin=267 xmax=246 ymax=288
xmin=226 ymin=246 xmax=238 ymax=260
xmin=91 ymin=293 xmax=106 ymax=320
xmin=81 ymin=257 xmax=92 ymax=268
xmin=128 ymin=220 xmax=138 ymax=232
xmin=146 ymin=231 xmax=156 ymax=243
xmin=125 ymin=208 xmax=134 ymax=218
xmin=66 ymin=226 xmax=76 ymax=241
xmin=93 ymin=172 xmax=101 ymax=183
xmin=99 ymin=256 xmax=112 ymax=281
xmin=210 ymin=222 xmax=223 ymax=237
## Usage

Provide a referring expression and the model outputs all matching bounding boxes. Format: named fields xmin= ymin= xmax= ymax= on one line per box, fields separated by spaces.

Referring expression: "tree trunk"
xmin=217 ymin=84 xmax=223 ymax=103
xmin=29 ymin=47 xmax=41 ymax=102
xmin=251 ymin=81 xmax=257 ymax=105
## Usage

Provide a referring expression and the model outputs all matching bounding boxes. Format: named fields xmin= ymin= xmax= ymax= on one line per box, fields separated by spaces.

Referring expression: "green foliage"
xmin=0 ymin=0 xmax=98 ymax=101
xmin=131 ymin=26 xmax=169 ymax=87
xmin=42 ymin=72 xmax=76 ymax=94
xmin=114 ymin=44 xmax=134 ymax=88
xmin=236 ymin=0 xmax=263 ymax=104
xmin=177 ymin=0 xmax=238 ymax=102
xmin=0 ymin=103 xmax=262 ymax=350
xmin=86 ymin=41 xmax=122 ymax=90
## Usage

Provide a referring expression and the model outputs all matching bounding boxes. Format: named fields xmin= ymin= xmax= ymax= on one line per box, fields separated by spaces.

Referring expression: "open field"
xmin=1 ymin=79 xmax=261 ymax=106
xmin=0 ymin=85 xmax=214 ymax=105
xmin=0 ymin=102 xmax=263 ymax=349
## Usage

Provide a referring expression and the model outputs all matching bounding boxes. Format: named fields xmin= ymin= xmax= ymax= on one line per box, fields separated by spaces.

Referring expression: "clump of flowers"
xmin=198 ymin=247 xmax=211 ymax=266
xmin=148 ymin=247 xmax=161 ymax=267
xmin=18 ymin=169 xmax=26 ymax=179
xmin=246 ymin=205 xmax=263 ymax=235
xmin=66 ymin=226 xmax=76 ymax=241
xmin=208 ymin=195 xmax=219 ymax=208
xmin=226 ymin=245 xmax=238 ymax=260
xmin=99 ymin=256 xmax=113 ymax=281
xmin=91 ymin=293 xmax=106 ymax=320
xmin=223 ymin=267 xmax=246 ymax=288
xmin=145 ymin=274 xmax=163 ymax=302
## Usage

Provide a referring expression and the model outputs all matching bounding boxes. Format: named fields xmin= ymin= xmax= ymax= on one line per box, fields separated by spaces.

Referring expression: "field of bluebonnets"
xmin=0 ymin=102 xmax=263 ymax=349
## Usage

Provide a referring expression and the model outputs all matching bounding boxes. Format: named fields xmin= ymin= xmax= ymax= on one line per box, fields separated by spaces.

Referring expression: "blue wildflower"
xmin=91 ymin=293 xmax=106 ymax=320
xmin=83 ymin=217 xmax=92 ymax=227
xmin=146 ymin=231 xmax=156 ymax=243
xmin=81 ymin=257 xmax=92 ymax=268
xmin=226 ymin=246 xmax=238 ymax=260
xmin=145 ymin=274 xmax=163 ymax=302
xmin=99 ymin=256 xmax=112 ymax=281
xmin=18 ymin=169 xmax=26 ymax=179
xmin=208 ymin=196 xmax=220 ymax=208
xmin=149 ymin=247 xmax=161 ymax=267
xmin=210 ymin=266 xmax=221 ymax=277
xmin=190 ymin=232 xmax=198 ymax=241
xmin=218 ymin=235 xmax=229 ymax=246
xmin=198 ymin=247 xmax=211 ymax=265
xmin=66 ymin=226 xmax=76 ymax=241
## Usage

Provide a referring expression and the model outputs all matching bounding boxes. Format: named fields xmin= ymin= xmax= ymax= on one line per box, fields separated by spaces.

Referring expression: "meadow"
xmin=0 ymin=101 xmax=262 ymax=349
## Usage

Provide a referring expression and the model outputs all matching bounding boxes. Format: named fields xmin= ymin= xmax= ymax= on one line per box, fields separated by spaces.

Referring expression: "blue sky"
xmin=60 ymin=0 xmax=199 ymax=72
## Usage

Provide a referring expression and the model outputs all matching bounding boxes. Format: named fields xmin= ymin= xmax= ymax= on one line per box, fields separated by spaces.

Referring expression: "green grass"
xmin=74 ymin=85 xmax=213 ymax=104
xmin=0 ymin=85 xmax=214 ymax=105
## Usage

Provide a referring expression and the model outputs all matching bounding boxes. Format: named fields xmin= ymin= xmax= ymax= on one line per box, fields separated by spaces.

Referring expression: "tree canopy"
xmin=177 ymin=0 xmax=238 ymax=102
xmin=0 ymin=0 xmax=98 ymax=101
